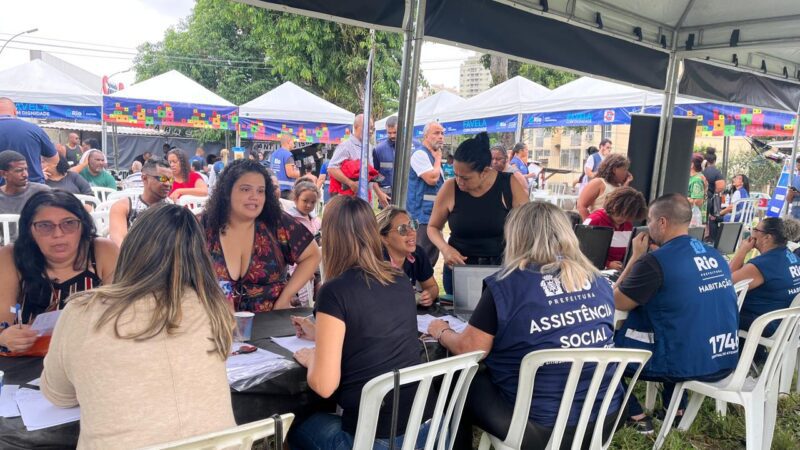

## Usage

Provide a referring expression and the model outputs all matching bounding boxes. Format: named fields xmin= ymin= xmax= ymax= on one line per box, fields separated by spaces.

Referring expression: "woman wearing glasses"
xmin=377 ymin=206 xmax=439 ymax=307
xmin=730 ymin=217 xmax=800 ymax=336
xmin=427 ymin=132 xmax=528 ymax=294
xmin=0 ymin=190 xmax=118 ymax=354
xmin=202 ymin=159 xmax=320 ymax=312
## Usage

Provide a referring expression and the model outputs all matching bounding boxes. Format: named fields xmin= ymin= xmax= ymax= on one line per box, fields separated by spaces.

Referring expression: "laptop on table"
xmin=452 ymin=265 xmax=501 ymax=322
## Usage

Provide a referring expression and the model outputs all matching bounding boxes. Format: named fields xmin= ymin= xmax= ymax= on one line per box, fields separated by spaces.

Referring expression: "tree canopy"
xmin=134 ymin=0 xmax=404 ymax=118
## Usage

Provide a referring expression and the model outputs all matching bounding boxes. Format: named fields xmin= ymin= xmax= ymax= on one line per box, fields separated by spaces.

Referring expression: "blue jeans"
xmin=290 ymin=412 xmax=431 ymax=450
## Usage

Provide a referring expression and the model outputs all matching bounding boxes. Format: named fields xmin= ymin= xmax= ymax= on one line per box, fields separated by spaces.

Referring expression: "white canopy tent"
xmin=375 ymin=90 xmax=465 ymax=130
xmin=106 ymin=70 xmax=235 ymax=107
xmin=0 ymin=59 xmax=101 ymax=120
xmin=436 ymin=76 xmax=549 ymax=124
xmin=239 ymin=81 xmax=354 ymax=124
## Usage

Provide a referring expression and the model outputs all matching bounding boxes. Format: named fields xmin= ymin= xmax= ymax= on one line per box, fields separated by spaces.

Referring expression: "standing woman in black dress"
xmin=427 ymin=132 xmax=528 ymax=294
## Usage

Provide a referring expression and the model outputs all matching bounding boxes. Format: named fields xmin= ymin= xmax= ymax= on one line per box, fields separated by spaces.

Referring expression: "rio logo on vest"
xmin=694 ymin=256 xmax=719 ymax=271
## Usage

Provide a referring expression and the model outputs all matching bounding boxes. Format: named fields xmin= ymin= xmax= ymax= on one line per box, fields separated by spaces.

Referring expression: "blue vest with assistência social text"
xmin=406 ymin=144 xmax=442 ymax=224
xmin=484 ymin=268 xmax=621 ymax=427
xmin=615 ymin=236 xmax=739 ymax=379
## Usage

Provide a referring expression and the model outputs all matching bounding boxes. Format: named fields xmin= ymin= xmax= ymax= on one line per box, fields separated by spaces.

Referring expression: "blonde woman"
xmin=41 ymin=204 xmax=236 ymax=449
xmin=289 ymin=195 xmax=430 ymax=449
xmin=427 ymin=202 xmax=621 ymax=449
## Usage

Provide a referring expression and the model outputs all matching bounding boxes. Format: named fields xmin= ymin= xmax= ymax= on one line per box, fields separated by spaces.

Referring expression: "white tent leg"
xmin=781 ymin=100 xmax=800 ymax=217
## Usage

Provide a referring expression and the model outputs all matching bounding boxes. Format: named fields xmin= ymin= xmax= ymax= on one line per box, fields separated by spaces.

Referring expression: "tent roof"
xmin=437 ymin=76 xmax=549 ymax=123
xmin=376 ymin=90 xmax=465 ymax=129
xmin=239 ymin=81 xmax=354 ymax=124
xmin=0 ymin=59 xmax=100 ymax=107
xmin=528 ymin=76 xmax=698 ymax=113
xmin=108 ymin=70 xmax=235 ymax=107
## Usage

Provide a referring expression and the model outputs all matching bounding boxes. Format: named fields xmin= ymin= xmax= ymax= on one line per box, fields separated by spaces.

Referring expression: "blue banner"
xmin=239 ymin=117 xmax=352 ymax=144
xmin=524 ymin=106 xmax=646 ymax=128
xmin=441 ymin=114 xmax=519 ymax=135
xmin=15 ymin=103 xmax=101 ymax=122
xmin=767 ymin=161 xmax=792 ymax=218
xmin=376 ymin=124 xmax=424 ymax=141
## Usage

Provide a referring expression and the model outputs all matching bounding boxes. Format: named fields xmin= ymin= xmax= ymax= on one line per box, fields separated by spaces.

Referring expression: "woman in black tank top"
xmin=427 ymin=133 xmax=528 ymax=294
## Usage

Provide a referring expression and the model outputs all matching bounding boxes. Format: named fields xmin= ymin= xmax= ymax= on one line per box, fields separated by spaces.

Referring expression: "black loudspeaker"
xmin=628 ymin=114 xmax=698 ymax=201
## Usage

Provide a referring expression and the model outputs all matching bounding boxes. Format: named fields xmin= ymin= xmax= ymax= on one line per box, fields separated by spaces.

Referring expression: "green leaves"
xmin=133 ymin=0 xmax=405 ymax=118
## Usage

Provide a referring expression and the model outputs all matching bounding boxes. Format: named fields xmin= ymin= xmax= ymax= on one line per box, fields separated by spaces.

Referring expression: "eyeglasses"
xmin=32 ymin=219 xmax=82 ymax=236
xmin=394 ymin=220 xmax=420 ymax=236
xmin=145 ymin=174 xmax=173 ymax=183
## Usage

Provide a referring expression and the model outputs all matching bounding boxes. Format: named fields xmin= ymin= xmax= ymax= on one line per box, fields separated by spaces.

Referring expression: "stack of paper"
xmin=226 ymin=343 xmax=285 ymax=371
xmin=0 ymin=385 xmax=20 ymax=418
xmin=271 ymin=336 xmax=315 ymax=353
xmin=15 ymin=388 xmax=80 ymax=431
xmin=416 ymin=314 xmax=467 ymax=335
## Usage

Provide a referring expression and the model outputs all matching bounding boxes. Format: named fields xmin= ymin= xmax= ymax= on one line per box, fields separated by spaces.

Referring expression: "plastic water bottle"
xmin=691 ymin=206 xmax=702 ymax=227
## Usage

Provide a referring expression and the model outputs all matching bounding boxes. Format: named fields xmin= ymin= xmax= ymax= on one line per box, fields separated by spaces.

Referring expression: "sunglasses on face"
xmin=394 ymin=220 xmax=420 ymax=236
xmin=145 ymin=174 xmax=173 ymax=183
xmin=32 ymin=218 xmax=82 ymax=236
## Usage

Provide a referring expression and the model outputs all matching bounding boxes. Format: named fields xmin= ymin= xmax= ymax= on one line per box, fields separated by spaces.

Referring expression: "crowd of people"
xmin=2 ymin=98 xmax=800 ymax=449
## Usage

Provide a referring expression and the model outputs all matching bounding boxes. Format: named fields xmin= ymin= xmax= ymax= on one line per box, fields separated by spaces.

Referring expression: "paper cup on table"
xmin=233 ymin=312 xmax=255 ymax=342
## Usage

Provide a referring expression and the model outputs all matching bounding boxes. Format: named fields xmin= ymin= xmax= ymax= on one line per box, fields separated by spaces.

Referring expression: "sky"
xmin=0 ymin=0 xmax=473 ymax=93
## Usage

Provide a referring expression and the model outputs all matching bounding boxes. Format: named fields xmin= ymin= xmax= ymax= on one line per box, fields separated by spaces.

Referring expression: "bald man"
xmin=271 ymin=133 xmax=301 ymax=198
xmin=327 ymin=114 xmax=389 ymax=207
xmin=406 ymin=121 xmax=445 ymax=266
xmin=65 ymin=132 xmax=82 ymax=166
xmin=0 ymin=97 xmax=58 ymax=184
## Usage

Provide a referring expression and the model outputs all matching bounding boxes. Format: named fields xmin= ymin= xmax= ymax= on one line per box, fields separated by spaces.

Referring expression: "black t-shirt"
xmin=315 ymin=267 xmax=423 ymax=437
xmin=385 ymin=245 xmax=435 ymax=287
xmin=703 ymin=166 xmax=723 ymax=198
xmin=468 ymin=286 xmax=499 ymax=335
xmin=617 ymin=253 xmax=664 ymax=305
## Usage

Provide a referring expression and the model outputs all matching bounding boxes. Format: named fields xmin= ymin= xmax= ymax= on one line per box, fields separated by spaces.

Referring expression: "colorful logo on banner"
xmin=671 ymin=103 xmax=797 ymax=137
xmin=441 ymin=114 xmax=518 ymax=135
xmin=102 ymin=97 xmax=238 ymax=129
xmin=15 ymin=103 xmax=101 ymax=122
xmin=238 ymin=117 xmax=351 ymax=144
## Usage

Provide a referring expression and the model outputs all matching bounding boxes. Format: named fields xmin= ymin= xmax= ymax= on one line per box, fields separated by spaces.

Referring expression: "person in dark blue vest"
xmin=406 ymin=121 xmax=445 ymax=266
xmin=270 ymin=133 xmax=300 ymax=199
xmin=731 ymin=217 xmax=800 ymax=336
xmin=427 ymin=202 xmax=622 ymax=449
xmin=372 ymin=115 xmax=397 ymax=201
xmin=614 ymin=193 xmax=739 ymax=433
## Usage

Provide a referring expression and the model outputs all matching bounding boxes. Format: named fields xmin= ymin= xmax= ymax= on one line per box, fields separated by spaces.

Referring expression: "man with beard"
xmin=108 ymin=159 xmax=173 ymax=246
xmin=407 ymin=121 xmax=445 ymax=266
xmin=372 ymin=115 xmax=398 ymax=199
xmin=0 ymin=150 xmax=50 ymax=214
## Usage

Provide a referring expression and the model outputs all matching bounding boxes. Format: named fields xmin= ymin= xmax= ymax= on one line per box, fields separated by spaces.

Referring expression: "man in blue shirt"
xmin=0 ymin=97 xmax=59 ymax=184
xmin=614 ymin=193 xmax=739 ymax=433
xmin=271 ymin=133 xmax=300 ymax=198
xmin=189 ymin=147 xmax=206 ymax=168
xmin=372 ymin=115 xmax=397 ymax=200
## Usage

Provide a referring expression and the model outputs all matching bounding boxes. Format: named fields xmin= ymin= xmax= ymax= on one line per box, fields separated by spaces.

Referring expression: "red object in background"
xmin=759 ymin=198 xmax=768 ymax=208
xmin=329 ymin=159 xmax=379 ymax=200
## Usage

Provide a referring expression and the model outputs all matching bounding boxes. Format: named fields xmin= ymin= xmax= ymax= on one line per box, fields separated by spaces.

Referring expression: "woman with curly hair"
xmin=577 ymin=153 xmax=633 ymax=219
xmin=202 ymin=159 xmax=320 ymax=312
xmin=0 ymin=190 xmax=118 ymax=354
xmin=583 ymin=186 xmax=647 ymax=270
xmin=167 ymin=148 xmax=208 ymax=201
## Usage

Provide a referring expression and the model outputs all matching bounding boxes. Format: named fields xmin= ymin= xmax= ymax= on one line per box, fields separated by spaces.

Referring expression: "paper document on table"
xmin=15 ymin=388 xmax=80 ymax=431
xmin=416 ymin=314 xmax=468 ymax=335
xmin=226 ymin=343 xmax=295 ymax=391
xmin=0 ymin=385 xmax=20 ymax=418
xmin=31 ymin=310 xmax=62 ymax=336
xmin=27 ymin=378 xmax=41 ymax=387
xmin=271 ymin=336 xmax=316 ymax=353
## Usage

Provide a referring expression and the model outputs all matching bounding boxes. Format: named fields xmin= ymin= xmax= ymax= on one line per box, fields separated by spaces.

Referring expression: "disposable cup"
xmin=233 ymin=312 xmax=255 ymax=342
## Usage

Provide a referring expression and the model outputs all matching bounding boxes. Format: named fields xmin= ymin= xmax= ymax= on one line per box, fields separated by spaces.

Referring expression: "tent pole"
xmin=781 ymin=100 xmax=800 ymax=217
xmin=514 ymin=113 xmax=523 ymax=143
xmin=101 ymin=100 xmax=107 ymax=153
xmin=721 ymin=135 xmax=730 ymax=179
xmin=392 ymin=0 xmax=426 ymax=208
xmin=651 ymin=50 xmax=681 ymax=201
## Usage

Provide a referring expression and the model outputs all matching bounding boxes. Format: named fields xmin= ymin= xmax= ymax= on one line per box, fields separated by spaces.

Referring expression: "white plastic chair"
xmin=728 ymin=199 xmax=756 ymax=227
xmin=654 ymin=306 xmax=800 ymax=450
xmin=478 ymin=348 xmax=652 ymax=450
xmin=95 ymin=200 xmax=117 ymax=213
xmin=177 ymin=195 xmax=208 ymax=214
xmin=107 ymin=189 xmax=143 ymax=203
xmin=0 ymin=214 xmax=20 ymax=246
xmin=643 ymin=279 xmax=753 ymax=414
xmin=91 ymin=186 xmax=117 ymax=202
xmin=352 ymin=351 xmax=484 ymax=450
xmin=91 ymin=211 xmax=110 ymax=237
xmin=140 ymin=413 xmax=294 ymax=450
xmin=73 ymin=194 xmax=100 ymax=210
